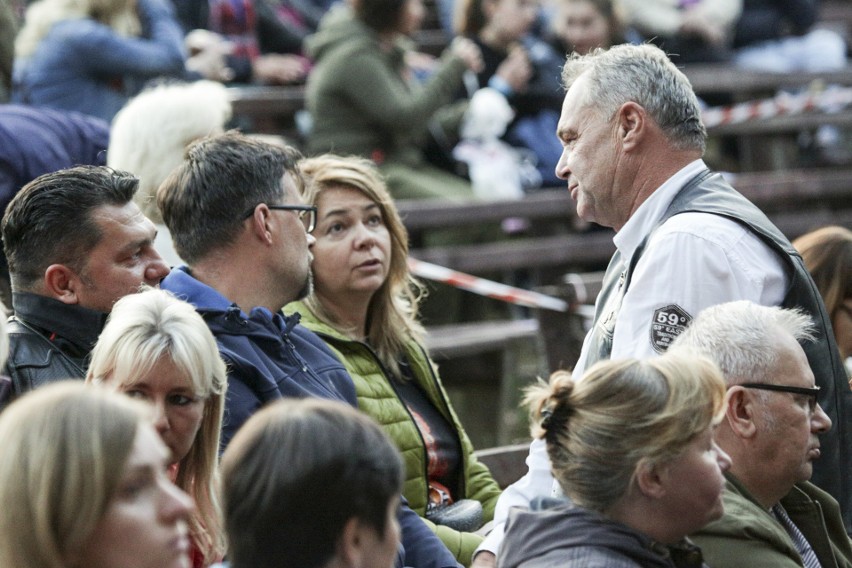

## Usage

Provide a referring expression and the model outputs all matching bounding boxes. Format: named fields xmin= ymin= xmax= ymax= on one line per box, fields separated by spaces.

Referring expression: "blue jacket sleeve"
xmin=398 ymin=496 xmax=462 ymax=568
xmin=70 ymin=0 xmax=186 ymax=77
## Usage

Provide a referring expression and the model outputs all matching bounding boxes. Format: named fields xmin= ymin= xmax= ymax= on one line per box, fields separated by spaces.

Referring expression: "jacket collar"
xmin=11 ymin=291 xmax=108 ymax=349
xmin=162 ymin=266 xmax=300 ymax=336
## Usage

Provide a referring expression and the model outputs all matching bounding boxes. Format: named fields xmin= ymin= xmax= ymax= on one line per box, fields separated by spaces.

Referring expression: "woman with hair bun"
xmin=499 ymin=351 xmax=731 ymax=568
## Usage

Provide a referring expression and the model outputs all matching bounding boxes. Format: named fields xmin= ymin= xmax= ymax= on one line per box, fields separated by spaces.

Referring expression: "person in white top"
xmin=472 ymin=43 xmax=850 ymax=568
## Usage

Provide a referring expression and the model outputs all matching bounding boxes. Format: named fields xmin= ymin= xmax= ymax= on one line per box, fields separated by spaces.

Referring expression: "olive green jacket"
xmin=305 ymin=5 xmax=468 ymax=165
xmin=692 ymin=473 xmax=852 ymax=568
xmin=287 ymin=302 xmax=502 ymax=566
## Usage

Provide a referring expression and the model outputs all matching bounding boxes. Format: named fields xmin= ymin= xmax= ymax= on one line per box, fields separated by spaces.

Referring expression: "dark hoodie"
xmin=498 ymin=499 xmax=707 ymax=568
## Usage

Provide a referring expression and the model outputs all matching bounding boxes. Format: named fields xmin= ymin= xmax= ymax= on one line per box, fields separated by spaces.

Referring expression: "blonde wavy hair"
xmin=86 ymin=288 xmax=228 ymax=565
xmin=525 ymin=351 xmax=726 ymax=514
xmin=298 ymin=154 xmax=425 ymax=377
xmin=16 ymin=0 xmax=141 ymax=59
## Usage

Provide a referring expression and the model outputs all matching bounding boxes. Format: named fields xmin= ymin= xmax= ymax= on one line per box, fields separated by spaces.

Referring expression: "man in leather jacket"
xmin=0 ymin=165 xmax=170 ymax=409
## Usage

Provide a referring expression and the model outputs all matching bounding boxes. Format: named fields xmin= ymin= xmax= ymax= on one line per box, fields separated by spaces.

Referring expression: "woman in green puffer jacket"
xmin=285 ymin=154 xmax=502 ymax=567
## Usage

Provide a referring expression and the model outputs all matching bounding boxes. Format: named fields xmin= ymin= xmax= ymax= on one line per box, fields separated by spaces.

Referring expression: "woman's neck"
xmin=315 ymin=291 xmax=372 ymax=340
xmin=608 ymin=499 xmax=685 ymax=546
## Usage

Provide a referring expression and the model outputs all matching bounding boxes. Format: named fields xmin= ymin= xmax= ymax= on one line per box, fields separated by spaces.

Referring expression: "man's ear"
xmin=616 ymin=101 xmax=646 ymax=151
xmin=246 ymin=205 xmax=275 ymax=246
xmin=43 ymin=264 xmax=81 ymax=304
xmin=337 ymin=517 xmax=363 ymax=568
xmin=635 ymin=458 xmax=667 ymax=500
xmin=725 ymin=387 xmax=758 ymax=439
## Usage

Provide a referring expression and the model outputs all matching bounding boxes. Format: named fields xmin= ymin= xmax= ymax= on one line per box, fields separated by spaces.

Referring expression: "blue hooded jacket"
xmin=161 ymin=266 xmax=462 ymax=568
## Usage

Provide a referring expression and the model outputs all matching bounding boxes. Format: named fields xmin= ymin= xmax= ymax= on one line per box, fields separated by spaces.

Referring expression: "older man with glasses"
xmin=672 ymin=301 xmax=852 ymax=568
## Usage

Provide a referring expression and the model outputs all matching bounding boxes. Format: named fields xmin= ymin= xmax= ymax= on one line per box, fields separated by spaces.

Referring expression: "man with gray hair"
xmin=673 ymin=301 xmax=852 ymax=568
xmin=472 ymin=43 xmax=850 ymax=567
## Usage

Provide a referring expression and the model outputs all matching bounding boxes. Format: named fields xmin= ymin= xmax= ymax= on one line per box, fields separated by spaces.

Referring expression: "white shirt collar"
xmin=613 ymin=159 xmax=707 ymax=262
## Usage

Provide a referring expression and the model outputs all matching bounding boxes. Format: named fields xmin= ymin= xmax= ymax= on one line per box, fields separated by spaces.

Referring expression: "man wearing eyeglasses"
xmin=157 ymin=131 xmax=464 ymax=568
xmin=673 ymin=301 xmax=852 ymax=568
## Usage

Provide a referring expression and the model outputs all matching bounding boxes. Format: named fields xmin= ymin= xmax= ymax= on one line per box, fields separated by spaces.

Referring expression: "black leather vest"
xmin=584 ymin=169 xmax=852 ymax=530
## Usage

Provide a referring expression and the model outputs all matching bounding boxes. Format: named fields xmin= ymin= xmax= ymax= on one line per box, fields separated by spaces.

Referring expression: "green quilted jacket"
xmin=287 ymin=302 xmax=502 ymax=566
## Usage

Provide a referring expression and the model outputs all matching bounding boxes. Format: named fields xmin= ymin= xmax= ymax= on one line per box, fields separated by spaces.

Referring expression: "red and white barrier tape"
xmin=408 ymin=258 xmax=568 ymax=312
xmin=701 ymin=85 xmax=852 ymax=129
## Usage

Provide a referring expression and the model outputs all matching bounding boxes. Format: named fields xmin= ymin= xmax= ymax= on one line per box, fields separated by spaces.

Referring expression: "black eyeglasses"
xmin=243 ymin=204 xmax=317 ymax=233
xmin=740 ymin=382 xmax=821 ymax=413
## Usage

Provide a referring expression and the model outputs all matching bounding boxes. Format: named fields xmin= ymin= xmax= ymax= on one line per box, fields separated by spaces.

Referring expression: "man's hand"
xmin=450 ymin=37 xmax=484 ymax=74
xmin=470 ymin=551 xmax=497 ymax=568
xmin=495 ymin=45 xmax=532 ymax=93
xmin=252 ymin=54 xmax=309 ymax=85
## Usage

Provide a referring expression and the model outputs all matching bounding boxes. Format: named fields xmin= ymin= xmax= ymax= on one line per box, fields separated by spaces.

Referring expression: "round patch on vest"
xmin=650 ymin=304 xmax=692 ymax=353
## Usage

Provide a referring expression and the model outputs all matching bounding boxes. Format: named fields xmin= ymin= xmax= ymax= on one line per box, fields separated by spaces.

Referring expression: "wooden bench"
xmin=400 ymin=167 xmax=852 ymax=278
xmin=681 ymin=63 xmax=852 ymax=170
xmin=473 ymin=443 xmax=530 ymax=488
xmin=224 ymin=65 xmax=852 ymax=170
xmin=683 ymin=64 xmax=852 ymax=97
xmin=227 ymin=85 xmax=307 ymax=140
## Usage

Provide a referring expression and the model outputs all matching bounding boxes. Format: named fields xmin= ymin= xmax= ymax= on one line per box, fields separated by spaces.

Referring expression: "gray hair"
xmin=561 ymin=43 xmax=706 ymax=153
xmin=671 ymin=301 xmax=816 ymax=386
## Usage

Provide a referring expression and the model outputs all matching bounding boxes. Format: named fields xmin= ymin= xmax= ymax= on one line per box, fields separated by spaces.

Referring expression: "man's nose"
xmin=146 ymin=251 xmax=171 ymax=283
xmin=555 ymin=148 xmax=570 ymax=180
xmin=812 ymin=402 xmax=832 ymax=434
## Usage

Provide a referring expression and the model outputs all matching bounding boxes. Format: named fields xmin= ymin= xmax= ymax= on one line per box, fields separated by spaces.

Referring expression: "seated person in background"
xmin=455 ymin=0 xmax=565 ymax=186
xmin=288 ymin=155 xmax=502 ymax=566
xmin=732 ymin=0 xmax=846 ymax=73
xmin=546 ymin=0 xmax=630 ymax=56
xmin=87 ymin=288 xmax=228 ymax=568
xmin=673 ymin=301 xmax=852 ymax=568
xmin=220 ymin=397 xmax=403 ymax=568
xmin=499 ymin=351 xmax=730 ymax=567
xmin=0 ymin=104 xmax=110 ymax=305
xmin=0 ymin=382 xmax=195 ymax=568
xmin=732 ymin=0 xmax=847 ymax=161
xmin=305 ymin=0 xmax=483 ymax=200
xmin=619 ymin=0 xmax=740 ymax=63
xmin=1 ymin=166 xmax=170 ymax=404
xmin=13 ymin=0 xmax=194 ymax=122
xmin=269 ymin=0 xmax=336 ymax=37
xmin=793 ymin=226 xmax=852 ymax=377
xmin=108 ymin=80 xmax=232 ymax=264
xmin=174 ymin=0 xmax=311 ymax=85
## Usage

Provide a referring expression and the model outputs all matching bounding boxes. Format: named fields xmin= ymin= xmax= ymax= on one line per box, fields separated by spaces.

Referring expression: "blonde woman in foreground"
xmin=499 ymin=352 xmax=731 ymax=568
xmin=87 ymin=288 xmax=227 ymax=568
xmin=0 ymin=382 xmax=194 ymax=568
